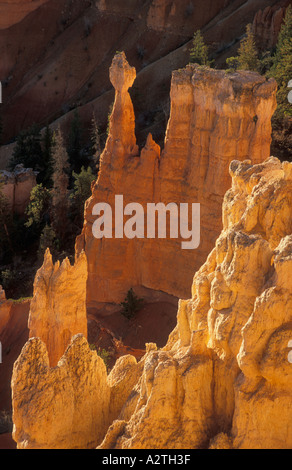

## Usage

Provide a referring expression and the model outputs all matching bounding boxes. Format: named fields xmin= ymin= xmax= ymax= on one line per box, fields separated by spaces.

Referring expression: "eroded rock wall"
xmin=11 ymin=334 xmax=110 ymax=449
xmin=97 ymin=157 xmax=292 ymax=450
xmin=76 ymin=53 xmax=277 ymax=306
xmin=11 ymin=157 xmax=292 ymax=449
xmin=11 ymin=334 xmax=148 ymax=449
xmin=0 ymin=0 xmax=49 ymax=30
xmin=28 ymin=249 xmax=88 ymax=367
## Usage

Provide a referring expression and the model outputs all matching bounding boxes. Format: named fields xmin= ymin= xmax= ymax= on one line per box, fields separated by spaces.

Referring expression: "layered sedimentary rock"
xmin=28 ymin=249 xmax=88 ymax=367
xmin=11 ymin=334 xmax=148 ymax=449
xmin=76 ymin=53 xmax=277 ymax=306
xmin=97 ymin=156 xmax=292 ymax=450
xmin=12 ymin=334 xmax=110 ymax=449
xmin=12 ymin=157 xmax=292 ymax=449
xmin=253 ymin=4 xmax=288 ymax=51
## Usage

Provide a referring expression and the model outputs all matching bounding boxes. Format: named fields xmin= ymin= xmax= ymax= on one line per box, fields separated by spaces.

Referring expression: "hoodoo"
xmin=76 ymin=53 xmax=277 ymax=306
xmin=12 ymin=156 xmax=292 ymax=449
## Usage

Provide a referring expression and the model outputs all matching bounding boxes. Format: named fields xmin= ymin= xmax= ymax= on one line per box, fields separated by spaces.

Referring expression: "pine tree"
xmin=70 ymin=166 xmax=95 ymax=229
xmin=25 ymin=184 xmax=51 ymax=230
xmin=268 ymin=5 xmax=292 ymax=120
xmin=189 ymin=30 xmax=211 ymax=66
xmin=9 ymin=124 xmax=42 ymax=175
xmin=51 ymin=128 xmax=70 ymax=245
xmin=90 ymin=113 xmax=101 ymax=170
xmin=41 ymin=125 xmax=54 ymax=188
xmin=237 ymin=24 xmax=260 ymax=72
xmin=38 ymin=223 xmax=58 ymax=262
xmin=67 ymin=108 xmax=86 ymax=173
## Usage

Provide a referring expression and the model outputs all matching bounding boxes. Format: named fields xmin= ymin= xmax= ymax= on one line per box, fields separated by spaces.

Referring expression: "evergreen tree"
xmin=67 ymin=108 xmax=87 ymax=173
xmin=38 ymin=224 xmax=58 ymax=262
xmin=189 ymin=30 xmax=211 ymax=66
xmin=9 ymin=124 xmax=42 ymax=176
xmin=25 ymin=184 xmax=52 ymax=231
xmin=51 ymin=128 xmax=70 ymax=245
xmin=226 ymin=24 xmax=260 ymax=72
xmin=70 ymin=166 xmax=95 ymax=229
xmin=267 ymin=5 xmax=292 ymax=120
xmin=41 ymin=125 xmax=54 ymax=188
xmin=237 ymin=24 xmax=260 ymax=72
xmin=90 ymin=113 xmax=101 ymax=170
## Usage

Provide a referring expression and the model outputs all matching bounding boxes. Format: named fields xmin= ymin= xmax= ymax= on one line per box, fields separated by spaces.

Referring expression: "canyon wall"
xmin=11 ymin=157 xmax=292 ymax=449
xmin=76 ymin=53 xmax=277 ymax=306
xmin=252 ymin=4 xmax=287 ymax=51
xmin=0 ymin=0 xmax=285 ymax=145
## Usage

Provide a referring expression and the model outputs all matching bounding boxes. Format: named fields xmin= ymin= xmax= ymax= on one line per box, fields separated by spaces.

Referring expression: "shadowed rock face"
xmin=0 ymin=0 xmax=49 ymax=30
xmin=11 ymin=157 xmax=292 ymax=449
xmin=76 ymin=54 xmax=277 ymax=306
xmin=0 ymin=0 xmax=284 ymax=147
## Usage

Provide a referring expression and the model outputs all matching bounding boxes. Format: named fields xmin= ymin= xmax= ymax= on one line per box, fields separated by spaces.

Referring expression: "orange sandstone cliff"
xmin=11 ymin=156 xmax=292 ymax=449
xmin=76 ymin=53 xmax=277 ymax=306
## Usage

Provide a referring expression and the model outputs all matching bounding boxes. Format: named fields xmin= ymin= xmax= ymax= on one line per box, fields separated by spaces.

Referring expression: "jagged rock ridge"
xmin=28 ymin=249 xmax=88 ymax=367
xmin=11 ymin=156 xmax=292 ymax=449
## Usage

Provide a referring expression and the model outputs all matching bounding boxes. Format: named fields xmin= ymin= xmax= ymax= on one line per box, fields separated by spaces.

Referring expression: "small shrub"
xmin=97 ymin=348 xmax=111 ymax=371
xmin=120 ymin=288 xmax=144 ymax=320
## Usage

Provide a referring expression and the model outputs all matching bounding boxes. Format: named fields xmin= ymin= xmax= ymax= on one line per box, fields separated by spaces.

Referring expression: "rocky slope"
xmin=76 ymin=53 xmax=277 ymax=306
xmin=11 ymin=156 xmax=292 ymax=449
xmin=0 ymin=0 xmax=49 ymax=30
xmin=0 ymin=0 xmax=288 ymax=149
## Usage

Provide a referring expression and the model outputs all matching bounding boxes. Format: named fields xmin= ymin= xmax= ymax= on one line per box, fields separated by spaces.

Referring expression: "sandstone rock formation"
xmin=253 ymin=4 xmax=288 ymax=51
xmin=12 ymin=334 xmax=110 ymax=449
xmin=11 ymin=334 xmax=147 ymax=449
xmin=0 ymin=164 xmax=37 ymax=215
xmin=11 ymin=157 xmax=292 ymax=449
xmin=76 ymin=53 xmax=277 ymax=306
xmin=96 ymin=156 xmax=292 ymax=450
xmin=28 ymin=249 xmax=88 ymax=367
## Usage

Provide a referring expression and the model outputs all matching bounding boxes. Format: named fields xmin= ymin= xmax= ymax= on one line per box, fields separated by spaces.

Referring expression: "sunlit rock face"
xmin=11 ymin=334 xmax=149 ymax=449
xmin=28 ymin=249 xmax=88 ymax=367
xmin=11 ymin=334 xmax=111 ymax=449
xmin=76 ymin=53 xmax=277 ymax=306
xmin=12 ymin=158 xmax=292 ymax=449
xmin=97 ymin=157 xmax=292 ymax=450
